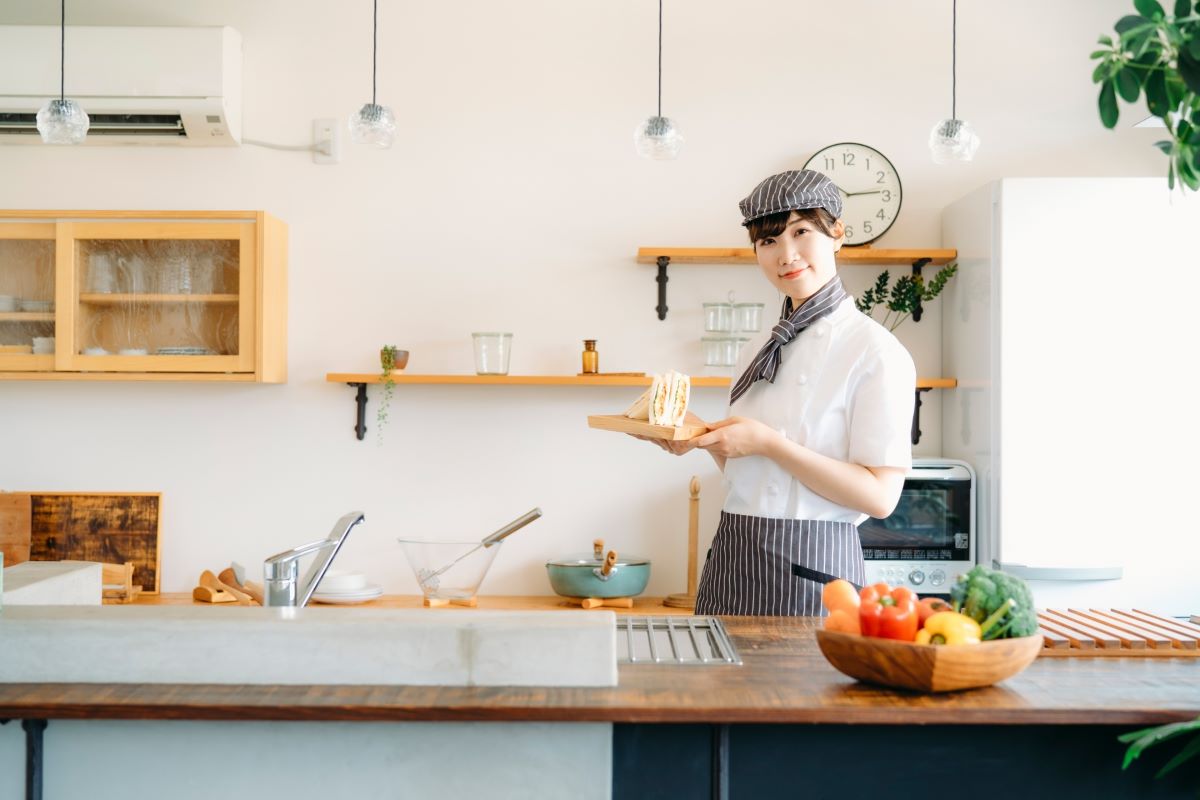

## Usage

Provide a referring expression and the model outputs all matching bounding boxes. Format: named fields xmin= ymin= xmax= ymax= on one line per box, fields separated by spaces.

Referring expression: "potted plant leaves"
xmin=376 ymin=346 xmax=408 ymax=442
xmin=855 ymin=262 xmax=958 ymax=332
xmin=1092 ymin=0 xmax=1200 ymax=190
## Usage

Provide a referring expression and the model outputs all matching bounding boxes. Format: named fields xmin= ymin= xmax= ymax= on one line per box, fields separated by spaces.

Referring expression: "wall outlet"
xmin=312 ymin=118 xmax=340 ymax=165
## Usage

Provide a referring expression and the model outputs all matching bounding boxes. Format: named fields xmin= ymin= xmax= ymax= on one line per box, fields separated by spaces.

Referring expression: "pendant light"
xmin=634 ymin=0 xmax=683 ymax=160
xmin=928 ymin=0 xmax=979 ymax=163
xmin=36 ymin=0 xmax=89 ymax=145
xmin=349 ymin=0 xmax=396 ymax=148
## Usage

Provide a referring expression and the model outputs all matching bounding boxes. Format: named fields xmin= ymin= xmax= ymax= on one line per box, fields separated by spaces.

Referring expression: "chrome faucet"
xmin=263 ymin=511 xmax=365 ymax=607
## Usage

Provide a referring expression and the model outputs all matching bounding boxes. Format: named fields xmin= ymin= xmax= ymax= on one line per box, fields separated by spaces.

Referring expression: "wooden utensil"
xmin=195 ymin=570 xmax=246 ymax=605
xmin=0 ymin=492 xmax=32 ymax=565
xmin=665 ymin=477 xmax=700 ymax=609
xmin=816 ymin=629 xmax=1044 ymax=692
xmin=587 ymin=414 xmax=707 ymax=441
xmin=222 ymin=564 xmax=264 ymax=605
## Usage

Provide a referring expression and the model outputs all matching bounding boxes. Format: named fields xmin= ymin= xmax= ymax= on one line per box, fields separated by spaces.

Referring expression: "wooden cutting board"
xmin=1037 ymin=609 xmax=1200 ymax=656
xmin=587 ymin=414 xmax=708 ymax=441
xmin=0 ymin=492 xmax=32 ymax=565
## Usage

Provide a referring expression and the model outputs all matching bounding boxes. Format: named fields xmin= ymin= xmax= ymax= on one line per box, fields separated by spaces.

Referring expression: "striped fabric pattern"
xmin=738 ymin=169 xmax=843 ymax=225
xmin=695 ymin=511 xmax=866 ymax=616
xmin=728 ymin=276 xmax=847 ymax=406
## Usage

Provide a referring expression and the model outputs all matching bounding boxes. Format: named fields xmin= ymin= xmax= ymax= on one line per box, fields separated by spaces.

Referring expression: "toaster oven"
xmin=861 ymin=459 xmax=976 ymax=596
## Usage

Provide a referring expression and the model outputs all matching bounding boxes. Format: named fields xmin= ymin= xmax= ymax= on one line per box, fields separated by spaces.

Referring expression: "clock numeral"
xmin=824 ymin=157 xmax=835 ymax=171
xmin=843 ymin=152 xmax=855 ymax=166
xmin=876 ymin=171 xmax=886 ymax=184
xmin=844 ymin=225 xmax=855 ymax=239
xmin=863 ymin=221 xmax=873 ymax=234
xmin=876 ymin=209 xmax=886 ymax=220
xmin=881 ymin=190 xmax=892 ymax=202
xmin=865 ymin=158 xmax=871 ymax=170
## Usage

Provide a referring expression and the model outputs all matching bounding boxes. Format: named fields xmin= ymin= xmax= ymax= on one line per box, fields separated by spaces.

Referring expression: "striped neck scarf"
xmin=729 ymin=275 xmax=847 ymax=406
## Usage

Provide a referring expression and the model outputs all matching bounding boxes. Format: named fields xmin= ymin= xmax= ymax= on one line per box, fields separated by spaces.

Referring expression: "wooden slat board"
xmin=27 ymin=493 xmax=161 ymax=594
xmin=1038 ymin=609 xmax=1200 ymax=657
xmin=587 ymin=414 xmax=708 ymax=441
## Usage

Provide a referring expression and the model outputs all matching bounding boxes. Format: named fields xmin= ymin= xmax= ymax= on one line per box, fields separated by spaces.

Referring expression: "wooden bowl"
xmin=815 ymin=629 xmax=1044 ymax=692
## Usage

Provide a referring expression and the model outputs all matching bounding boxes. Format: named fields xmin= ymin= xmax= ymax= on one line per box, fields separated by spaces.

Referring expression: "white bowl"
xmin=316 ymin=570 xmax=368 ymax=594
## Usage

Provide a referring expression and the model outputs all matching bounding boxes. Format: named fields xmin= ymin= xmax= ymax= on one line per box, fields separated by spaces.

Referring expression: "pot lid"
xmin=546 ymin=552 xmax=650 ymax=568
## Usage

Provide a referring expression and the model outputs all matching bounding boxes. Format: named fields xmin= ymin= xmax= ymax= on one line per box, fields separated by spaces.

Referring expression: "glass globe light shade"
xmin=349 ymin=103 xmax=397 ymax=149
xmin=928 ymin=118 xmax=980 ymax=164
xmin=634 ymin=115 xmax=683 ymax=160
xmin=36 ymin=98 xmax=89 ymax=145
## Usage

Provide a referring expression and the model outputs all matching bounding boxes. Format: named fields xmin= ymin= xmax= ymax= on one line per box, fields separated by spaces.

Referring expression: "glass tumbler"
xmin=472 ymin=332 xmax=512 ymax=375
xmin=734 ymin=302 xmax=764 ymax=333
xmin=703 ymin=302 xmax=733 ymax=332
xmin=702 ymin=336 xmax=740 ymax=367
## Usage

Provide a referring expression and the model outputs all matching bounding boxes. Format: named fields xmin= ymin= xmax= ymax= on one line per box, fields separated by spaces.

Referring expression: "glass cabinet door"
xmin=58 ymin=221 xmax=256 ymax=373
xmin=0 ymin=222 xmax=57 ymax=372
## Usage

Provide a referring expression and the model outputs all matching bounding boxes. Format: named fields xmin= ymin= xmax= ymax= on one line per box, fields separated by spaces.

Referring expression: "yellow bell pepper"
xmin=915 ymin=611 xmax=982 ymax=645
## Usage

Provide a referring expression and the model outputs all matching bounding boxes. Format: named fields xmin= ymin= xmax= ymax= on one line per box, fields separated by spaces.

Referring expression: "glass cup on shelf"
xmin=87 ymin=250 xmax=117 ymax=294
xmin=471 ymin=332 xmax=512 ymax=375
xmin=702 ymin=335 xmax=740 ymax=367
xmin=734 ymin=302 xmax=764 ymax=334
xmin=703 ymin=302 xmax=733 ymax=333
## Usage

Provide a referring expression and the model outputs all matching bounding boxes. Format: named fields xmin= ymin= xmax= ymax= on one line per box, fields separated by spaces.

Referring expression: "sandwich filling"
xmin=623 ymin=370 xmax=690 ymax=427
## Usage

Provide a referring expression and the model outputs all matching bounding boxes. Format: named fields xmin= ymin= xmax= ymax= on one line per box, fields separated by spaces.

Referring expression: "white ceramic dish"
xmin=310 ymin=584 xmax=383 ymax=605
xmin=316 ymin=570 xmax=368 ymax=594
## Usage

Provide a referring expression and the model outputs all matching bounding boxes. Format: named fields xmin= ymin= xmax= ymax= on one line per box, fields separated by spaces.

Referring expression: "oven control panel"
xmin=865 ymin=562 xmax=973 ymax=596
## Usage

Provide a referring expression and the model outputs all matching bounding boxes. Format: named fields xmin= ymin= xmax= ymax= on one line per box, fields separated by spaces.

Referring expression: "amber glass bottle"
xmin=581 ymin=339 xmax=598 ymax=374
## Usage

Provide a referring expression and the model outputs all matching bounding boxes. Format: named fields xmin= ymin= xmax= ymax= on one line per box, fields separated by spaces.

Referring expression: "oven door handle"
xmin=995 ymin=562 xmax=1123 ymax=581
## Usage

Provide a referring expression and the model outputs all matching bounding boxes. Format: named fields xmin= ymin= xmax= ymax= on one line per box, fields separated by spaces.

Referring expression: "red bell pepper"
xmin=858 ymin=583 xmax=919 ymax=641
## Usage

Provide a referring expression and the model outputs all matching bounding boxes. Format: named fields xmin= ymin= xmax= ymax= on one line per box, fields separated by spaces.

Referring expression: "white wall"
xmin=0 ymin=0 xmax=1166 ymax=596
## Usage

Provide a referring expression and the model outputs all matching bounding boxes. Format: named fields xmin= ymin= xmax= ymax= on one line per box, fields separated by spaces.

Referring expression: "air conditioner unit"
xmin=0 ymin=25 xmax=242 ymax=145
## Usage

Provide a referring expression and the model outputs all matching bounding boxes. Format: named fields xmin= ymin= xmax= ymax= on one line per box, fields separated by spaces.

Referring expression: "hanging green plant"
xmin=855 ymin=263 xmax=958 ymax=332
xmin=1092 ymin=0 xmax=1200 ymax=190
xmin=377 ymin=345 xmax=398 ymax=443
xmin=1118 ymin=714 xmax=1200 ymax=783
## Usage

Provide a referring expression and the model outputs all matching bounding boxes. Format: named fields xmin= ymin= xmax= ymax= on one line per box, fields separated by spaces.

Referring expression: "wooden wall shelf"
xmin=637 ymin=245 xmax=957 ymax=321
xmin=326 ymin=373 xmax=956 ymax=442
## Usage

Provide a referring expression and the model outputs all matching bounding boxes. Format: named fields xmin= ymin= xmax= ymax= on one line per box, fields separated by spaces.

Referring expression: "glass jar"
xmin=702 ymin=336 xmax=740 ymax=367
xmin=581 ymin=339 xmax=598 ymax=374
xmin=734 ymin=302 xmax=764 ymax=333
xmin=703 ymin=302 xmax=733 ymax=332
xmin=471 ymin=332 xmax=512 ymax=375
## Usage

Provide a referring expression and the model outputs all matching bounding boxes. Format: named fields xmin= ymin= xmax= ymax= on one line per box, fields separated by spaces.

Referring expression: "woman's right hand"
xmin=625 ymin=412 xmax=708 ymax=456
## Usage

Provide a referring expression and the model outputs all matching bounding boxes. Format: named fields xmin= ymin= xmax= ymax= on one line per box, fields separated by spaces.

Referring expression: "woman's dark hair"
xmin=747 ymin=207 xmax=842 ymax=246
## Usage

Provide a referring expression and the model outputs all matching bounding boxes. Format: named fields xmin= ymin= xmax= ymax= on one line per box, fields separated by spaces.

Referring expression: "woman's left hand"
xmin=693 ymin=416 xmax=778 ymax=459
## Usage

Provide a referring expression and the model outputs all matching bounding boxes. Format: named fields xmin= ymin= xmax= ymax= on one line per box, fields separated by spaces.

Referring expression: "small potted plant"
xmin=377 ymin=345 xmax=407 ymax=442
xmin=855 ymin=263 xmax=958 ymax=331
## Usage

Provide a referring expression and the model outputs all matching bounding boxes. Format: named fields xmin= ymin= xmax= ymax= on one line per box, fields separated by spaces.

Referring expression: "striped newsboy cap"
xmin=738 ymin=169 xmax=843 ymax=226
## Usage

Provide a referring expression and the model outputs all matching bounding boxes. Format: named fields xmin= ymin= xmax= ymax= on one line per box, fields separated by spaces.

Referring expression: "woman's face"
xmin=753 ymin=211 xmax=844 ymax=304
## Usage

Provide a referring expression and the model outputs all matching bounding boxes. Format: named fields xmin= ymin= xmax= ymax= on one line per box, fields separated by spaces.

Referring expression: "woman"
xmin=646 ymin=169 xmax=915 ymax=616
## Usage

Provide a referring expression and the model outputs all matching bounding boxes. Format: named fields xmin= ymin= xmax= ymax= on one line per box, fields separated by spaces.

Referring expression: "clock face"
xmin=802 ymin=142 xmax=902 ymax=246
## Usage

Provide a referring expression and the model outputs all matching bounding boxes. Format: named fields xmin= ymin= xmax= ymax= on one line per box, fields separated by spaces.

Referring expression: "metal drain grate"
xmin=617 ymin=616 xmax=742 ymax=665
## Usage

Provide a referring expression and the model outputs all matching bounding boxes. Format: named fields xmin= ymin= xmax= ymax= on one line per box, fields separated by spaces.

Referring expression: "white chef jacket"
xmin=722 ymin=296 xmax=915 ymax=524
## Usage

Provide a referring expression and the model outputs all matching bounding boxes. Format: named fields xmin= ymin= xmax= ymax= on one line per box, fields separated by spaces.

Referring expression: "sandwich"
xmin=623 ymin=370 xmax=690 ymax=427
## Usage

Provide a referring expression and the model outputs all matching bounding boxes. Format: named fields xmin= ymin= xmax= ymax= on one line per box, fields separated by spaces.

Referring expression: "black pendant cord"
xmin=657 ymin=0 xmax=667 ymax=118
xmin=59 ymin=0 xmax=65 ymax=102
xmin=951 ymin=0 xmax=957 ymax=121
xmin=372 ymin=0 xmax=378 ymax=106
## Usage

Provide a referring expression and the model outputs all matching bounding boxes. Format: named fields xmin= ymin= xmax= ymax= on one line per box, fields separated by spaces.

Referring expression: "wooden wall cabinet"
xmin=0 ymin=211 xmax=286 ymax=382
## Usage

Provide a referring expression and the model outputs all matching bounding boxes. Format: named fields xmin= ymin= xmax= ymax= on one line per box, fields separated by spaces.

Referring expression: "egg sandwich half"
xmin=623 ymin=370 xmax=690 ymax=427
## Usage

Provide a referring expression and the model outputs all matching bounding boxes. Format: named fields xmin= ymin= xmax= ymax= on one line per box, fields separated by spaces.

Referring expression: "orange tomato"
xmin=822 ymin=579 xmax=861 ymax=615
xmin=917 ymin=596 xmax=952 ymax=625
xmin=824 ymin=608 xmax=861 ymax=634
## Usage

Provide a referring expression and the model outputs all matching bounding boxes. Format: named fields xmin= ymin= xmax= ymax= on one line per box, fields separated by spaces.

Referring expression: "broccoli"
xmin=949 ymin=564 xmax=1038 ymax=640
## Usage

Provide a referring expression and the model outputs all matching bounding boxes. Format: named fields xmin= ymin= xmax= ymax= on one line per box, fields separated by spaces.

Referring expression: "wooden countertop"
xmin=1 ymin=596 xmax=1197 ymax=725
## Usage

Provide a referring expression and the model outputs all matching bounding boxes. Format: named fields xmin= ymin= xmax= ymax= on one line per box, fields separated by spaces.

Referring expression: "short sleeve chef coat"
xmin=722 ymin=297 xmax=916 ymax=525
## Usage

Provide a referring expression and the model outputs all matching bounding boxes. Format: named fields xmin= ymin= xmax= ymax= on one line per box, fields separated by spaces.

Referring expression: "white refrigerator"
xmin=941 ymin=178 xmax=1200 ymax=616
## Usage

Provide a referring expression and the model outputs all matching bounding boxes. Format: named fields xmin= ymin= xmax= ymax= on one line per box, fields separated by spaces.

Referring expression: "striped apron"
xmin=694 ymin=511 xmax=867 ymax=616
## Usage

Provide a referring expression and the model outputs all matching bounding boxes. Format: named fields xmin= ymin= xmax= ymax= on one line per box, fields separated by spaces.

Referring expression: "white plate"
xmin=310 ymin=584 xmax=383 ymax=604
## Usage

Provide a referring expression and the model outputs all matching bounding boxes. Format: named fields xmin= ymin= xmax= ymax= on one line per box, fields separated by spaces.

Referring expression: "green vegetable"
xmin=949 ymin=564 xmax=1038 ymax=640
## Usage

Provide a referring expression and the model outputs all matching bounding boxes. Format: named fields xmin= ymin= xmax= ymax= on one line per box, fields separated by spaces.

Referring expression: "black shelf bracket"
xmin=348 ymin=382 xmax=368 ymax=441
xmin=911 ymin=386 xmax=933 ymax=446
xmin=20 ymin=718 xmax=47 ymax=800
xmin=910 ymin=257 xmax=932 ymax=322
xmin=655 ymin=256 xmax=670 ymax=320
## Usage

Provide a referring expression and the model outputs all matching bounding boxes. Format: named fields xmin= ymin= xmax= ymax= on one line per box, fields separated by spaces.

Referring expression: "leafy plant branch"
xmin=1093 ymin=0 xmax=1200 ymax=191
xmin=855 ymin=263 xmax=958 ymax=332
xmin=377 ymin=345 xmax=398 ymax=445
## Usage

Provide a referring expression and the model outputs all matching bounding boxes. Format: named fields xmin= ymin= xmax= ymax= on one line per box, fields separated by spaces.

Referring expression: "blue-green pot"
xmin=546 ymin=539 xmax=650 ymax=599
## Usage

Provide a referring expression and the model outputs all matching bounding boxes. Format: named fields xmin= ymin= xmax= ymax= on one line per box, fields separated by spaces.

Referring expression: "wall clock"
xmin=802 ymin=142 xmax=902 ymax=246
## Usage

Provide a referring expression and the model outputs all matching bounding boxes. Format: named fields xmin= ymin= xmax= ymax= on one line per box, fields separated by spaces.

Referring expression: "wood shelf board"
xmin=78 ymin=294 xmax=239 ymax=304
xmin=0 ymin=210 xmax=262 ymax=220
xmin=327 ymin=373 xmax=956 ymax=389
xmin=637 ymin=246 xmax=957 ymax=266
xmin=0 ymin=312 xmax=55 ymax=322
xmin=0 ymin=371 xmax=256 ymax=381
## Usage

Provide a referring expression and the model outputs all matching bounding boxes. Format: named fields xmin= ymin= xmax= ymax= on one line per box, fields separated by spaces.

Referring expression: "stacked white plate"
xmin=311 ymin=570 xmax=382 ymax=605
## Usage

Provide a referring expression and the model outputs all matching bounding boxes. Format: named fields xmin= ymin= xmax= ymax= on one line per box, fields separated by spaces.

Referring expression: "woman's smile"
xmin=779 ymin=264 xmax=810 ymax=280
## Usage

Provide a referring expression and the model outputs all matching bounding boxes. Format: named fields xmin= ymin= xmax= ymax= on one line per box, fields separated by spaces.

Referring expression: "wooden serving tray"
xmin=587 ymin=414 xmax=708 ymax=441
xmin=1037 ymin=609 xmax=1200 ymax=656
